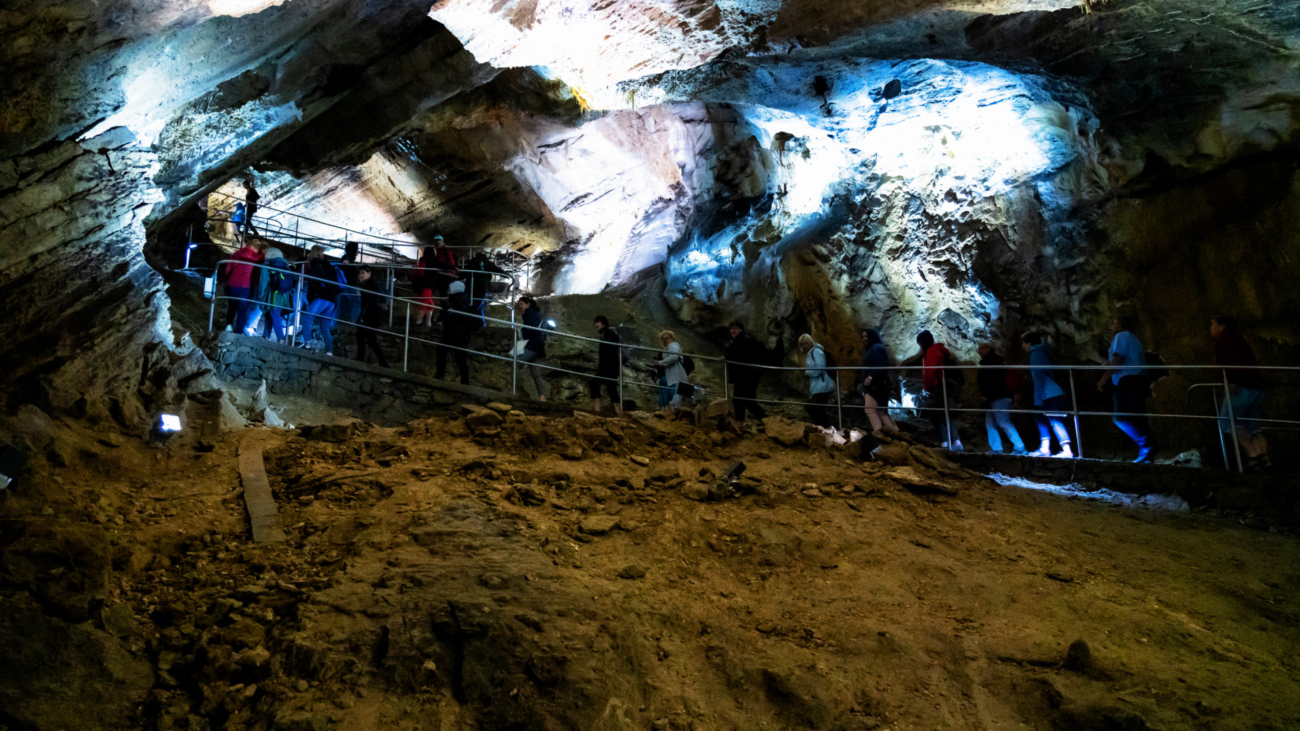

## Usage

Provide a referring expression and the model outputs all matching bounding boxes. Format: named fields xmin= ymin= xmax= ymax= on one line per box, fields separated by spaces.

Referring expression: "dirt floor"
xmin=2 ymin=405 xmax=1298 ymax=731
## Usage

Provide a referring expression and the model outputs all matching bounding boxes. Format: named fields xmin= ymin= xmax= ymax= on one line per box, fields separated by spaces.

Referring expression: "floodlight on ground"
xmin=0 ymin=444 xmax=27 ymax=490
xmin=160 ymin=414 xmax=183 ymax=432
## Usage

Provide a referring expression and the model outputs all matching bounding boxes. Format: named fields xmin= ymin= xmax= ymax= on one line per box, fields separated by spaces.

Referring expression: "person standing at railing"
xmin=798 ymin=334 xmax=835 ymax=427
xmin=436 ymin=281 xmax=477 ymax=385
xmin=915 ymin=330 xmax=964 ymax=451
xmin=222 ymin=238 xmax=265 ymax=335
xmin=655 ymin=330 xmax=688 ymax=410
xmin=858 ymin=328 xmax=898 ymax=433
xmin=256 ymin=247 xmax=294 ymax=344
xmin=297 ymin=246 xmax=340 ymax=356
xmin=413 ymin=247 xmax=437 ymax=329
xmin=977 ymin=342 xmax=1028 ymax=455
xmin=1021 ymin=332 xmax=1074 ymax=458
xmin=429 ymin=235 xmax=459 ymax=301
xmin=355 ymin=266 xmax=390 ymax=369
xmin=1211 ymin=315 xmax=1270 ymax=471
xmin=515 ymin=296 xmax=549 ymax=402
xmin=463 ymin=251 xmax=509 ymax=323
xmin=590 ymin=316 xmax=624 ymax=416
xmin=334 ymin=242 xmax=362 ymax=355
xmin=722 ymin=320 xmax=769 ymax=425
xmin=1097 ymin=315 xmax=1154 ymax=463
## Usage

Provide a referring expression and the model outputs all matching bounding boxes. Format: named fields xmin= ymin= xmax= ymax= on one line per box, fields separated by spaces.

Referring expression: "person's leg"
xmin=992 ymin=398 xmax=1026 ymax=452
xmin=1043 ymin=395 xmax=1073 ymax=457
xmin=658 ymin=377 xmax=672 ymax=409
xmin=1031 ymin=409 xmax=1052 ymax=456
xmin=370 ymin=330 xmax=390 ymax=369
xmin=985 ymin=408 xmax=1004 ymax=453
xmin=532 ymin=359 xmax=548 ymax=401
xmin=270 ymin=308 xmax=286 ymax=342
xmin=604 ymin=378 xmax=622 ymax=415
xmin=864 ymin=393 xmax=885 ymax=432
xmin=356 ymin=327 xmax=369 ymax=363
xmin=590 ymin=377 xmax=602 ymax=414
xmin=317 ymin=301 xmax=335 ymax=355
xmin=298 ymin=300 xmax=317 ymax=348
xmin=1113 ymin=377 xmax=1151 ymax=458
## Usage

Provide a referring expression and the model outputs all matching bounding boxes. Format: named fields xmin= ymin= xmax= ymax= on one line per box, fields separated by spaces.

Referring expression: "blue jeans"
xmin=985 ymin=397 xmax=1026 ymax=452
xmin=1220 ymin=385 xmax=1264 ymax=434
xmin=265 ymin=308 xmax=287 ymax=342
xmin=225 ymin=285 xmax=254 ymax=334
xmin=1113 ymin=376 xmax=1151 ymax=449
xmin=658 ymin=377 xmax=674 ymax=408
xmin=300 ymin=298 xmax=337 ymax=354
xmin=1036 ymin=395 xmax=1072 ymax=448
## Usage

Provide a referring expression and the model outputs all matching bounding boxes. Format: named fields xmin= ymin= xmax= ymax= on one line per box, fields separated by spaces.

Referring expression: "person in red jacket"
xmin=916 ymin=330 xmax=963 ymax=451
xmin=412 ymin=246 xmax=437 ymax=328
xmin=223 ymin=239 xmax=265 ymax=334
xmin=429 ymin=235 xmax=459 ymax=298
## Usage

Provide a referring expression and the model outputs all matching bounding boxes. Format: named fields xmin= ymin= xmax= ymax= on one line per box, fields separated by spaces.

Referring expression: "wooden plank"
xmin=239 ymin=433 xmax=285 ymax=544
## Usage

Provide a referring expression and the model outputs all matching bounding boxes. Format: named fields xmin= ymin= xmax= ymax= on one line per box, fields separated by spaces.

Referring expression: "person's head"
xmin=433 ymin=235 xmax=446 ymax=249
xmin=1210 ymin=314 xmax=1237 ymax=338
xmin=358 ymin=265 xmax=372 ymax=282
xmin=1111 ymin=313 xmax=1135 ymax=335
xmin=265 ymin=247 xmax=284 ymax=261
xmin=244 ymin=179 xmax=254 ymax=190
xmin=658 ymin=329 xmax=676 ymax=346
xmin=516 ymin=295 xmax=535 ymax=313
xmin=594 ymin=315 xmax=609 ymax=332
xmin=728 ymin=319 xmax=745 ymax=340
xmin=343 ymin=241 xmax=359 ymax=263
xmin=977 ymin=342 xmax=993 ymax=358
xmin=916 ymin=330 xmax=934 ymax=351
xmin=862 ymin=327 xmax=882 ymax=347
xmin=1021 ymin=331 xmax=1043 ymax=352
xmin=448 ymin=280 xmax=465 ymax=295
xmin=797 ymin=333 xmax=815 ymax=353
xmin=308 ymin=244 xmax=325 ymax=260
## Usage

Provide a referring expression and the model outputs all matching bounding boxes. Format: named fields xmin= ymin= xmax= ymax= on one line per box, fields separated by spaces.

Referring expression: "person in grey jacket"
xmin=799 ymin=334 xmax=836 ymax=427
xmin=655 ymin=330 xmax=688 ymax=409
xmin=1021 ymin=331 xmax=1073 ymax=458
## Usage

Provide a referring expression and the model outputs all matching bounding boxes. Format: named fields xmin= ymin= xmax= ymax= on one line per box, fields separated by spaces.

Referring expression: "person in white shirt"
xmin=799 ymin=334 xmax=836 ymax=427
xmin=655 ymin=330 xmax=688 ymax=409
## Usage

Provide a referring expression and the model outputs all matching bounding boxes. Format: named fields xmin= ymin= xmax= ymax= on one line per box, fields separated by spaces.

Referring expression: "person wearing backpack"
xmin=916 ymin=330 xmax=964 ymax=451
xmin=298 ymin=246 xmax=340 ymax=356
xmin=353 ymin=266 xmax=390 ymax=368
xmin=435 ymin=280 xmax=478 ymax=384
xmin=1210 ymin=314 xmax=1269 ymax=471
xmin=1021 ymin=332 xmax=1074 ymax=458
xmin=977 ymin=342 xmax=1027 ymax=454
xmin=1097 ymin=314 xmax=1155 ymax=463
xmin=589 ymin=315 xmax=624 ymax=416
xmin=256 ymin=247 xmax=293 ymax=344
xmin=514 ymin=295 xmax=549 ymax=402
xmin=655 ymin=330 xmax=689 ymax=409
xmin=798 ymin=334 xmax=836 ymax=427
xmin=858 ymin=328 xmax=898 ymax=433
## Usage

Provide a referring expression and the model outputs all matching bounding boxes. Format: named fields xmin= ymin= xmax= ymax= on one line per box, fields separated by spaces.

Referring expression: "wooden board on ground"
xmin=239 ymin=432 xmax=285 ymax=543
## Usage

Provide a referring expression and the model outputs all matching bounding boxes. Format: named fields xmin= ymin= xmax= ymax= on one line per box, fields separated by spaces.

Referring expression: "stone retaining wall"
xmin=206 ymin=332 xmax=508 ymax=424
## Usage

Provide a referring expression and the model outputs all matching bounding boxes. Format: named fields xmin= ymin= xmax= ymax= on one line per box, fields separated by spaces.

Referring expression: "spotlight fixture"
xmin=160 ymin=414 xmax=182 ymax=432
xmin=0 ymin=444 xmax=27 ymax=490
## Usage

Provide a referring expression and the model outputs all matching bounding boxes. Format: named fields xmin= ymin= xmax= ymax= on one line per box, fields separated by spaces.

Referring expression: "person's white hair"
xmin=265 ymin=247 xmax=284 ymax=260
xmin=797 ymin=333 xmax=815 ymax=348
xmin=448 ymin=280 xmax=465 ymax=295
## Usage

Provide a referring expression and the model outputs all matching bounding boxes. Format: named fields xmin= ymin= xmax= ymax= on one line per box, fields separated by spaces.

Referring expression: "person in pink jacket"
xmin=223 ymin=239 xmax=265 ymax=334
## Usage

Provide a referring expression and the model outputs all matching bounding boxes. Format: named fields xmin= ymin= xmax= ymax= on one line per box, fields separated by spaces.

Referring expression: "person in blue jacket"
xmin=1021 ymin=331 xmax=1074 ymax=458
xmin=1097 ymin=314 xmax=1155 ymax=463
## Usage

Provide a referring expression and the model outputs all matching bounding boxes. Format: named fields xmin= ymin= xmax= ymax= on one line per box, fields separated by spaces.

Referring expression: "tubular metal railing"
xmin=209 ymin=259 xmax=1296 ymax=473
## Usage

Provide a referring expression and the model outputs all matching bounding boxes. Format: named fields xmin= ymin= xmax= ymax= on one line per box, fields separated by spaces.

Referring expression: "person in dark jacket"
xmin=1211 ymin=314 xmax=1269 ymax=470
xmin=242 ymin=179 xmax=260 ymax=238
xmin=858 ymin=327 xmax=897 ymax=432
xmin=353 ymin=266 xmax=390 ymax=368
xmin=515 ymin=295 xmax=549 ymax=401
xmin=462 ymin=251 xmax=510 ymax=317
xmin=429 ymin=235 xmax=459 ymax=299
xmin=722 ymin=320 xmax=769 ymax=424
xmin=977 ymin=342 xmax=1027 ymax=454
xmin=436 ymin=280 xmax=476 ymax=385
xmin=298 ymin=245 xmax=340 ymax=355
xmin=915 ymin=330 xmax=963 ymax=451
xmin=589 ymin=316 xmax=623 ymax=416
xmin=256 ymin=247 xmax=293 ymax=344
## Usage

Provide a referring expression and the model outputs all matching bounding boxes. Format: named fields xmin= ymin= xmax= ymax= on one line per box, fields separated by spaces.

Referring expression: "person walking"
xmin=590 ymin=316 xmax=623 ymax=416
xmin=799 ymin=334 xmax=835 ymax=427
xmin=915 ymin=330 xmax=963 ymax=451
xmin=256 ymin=246 xmax=294 ymax=344
xmin=298 ymin=246 xmax=340 ymax=355
xmin=1021 ymin=332 xmax=1074 ymax=458
xmin=242 ymin=179 xmax=260 ymax=238
xmin=1097 ymin=315 xmax=1154 ymax=463
xmin=859 ymin=328 xmax=898 ymax=432
xmin=334 ymin=242 xmax=362 ymax=355
xmin=722 ymin=320 xmax=769 ymax=425
xmin=223 ymin=238 xmax=265 ymax=334
xmin=515 ymin=296 xmax=549 ymax=402
xmin=462 ymin=251 xmax=510 ymax=321
xmin=436 ymin=280 xmax=477 ymax=384
xmin=413 ymin=246 xmax=437 ymax=329
xmin=655 ymin=330 xmax=688 ymax=409
xmin=1211 ymin=315 xmax=1270 ymax=471
xmin=429 ymin=235 xmax=459 ymax=300
xmin=977 ymin=342 xmax=1027 ymax=454
xmin=354 ymin=266 xmax=390 ymax=368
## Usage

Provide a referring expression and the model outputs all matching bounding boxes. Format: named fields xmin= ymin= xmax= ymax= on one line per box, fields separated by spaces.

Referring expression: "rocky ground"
xmin=2 ymin=402 xmax=1299 ymax=731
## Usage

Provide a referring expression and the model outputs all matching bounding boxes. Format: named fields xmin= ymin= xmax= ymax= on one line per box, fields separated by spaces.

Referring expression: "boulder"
xmin=301 ymin=418 xmax=363 ymax=442
xmin=218 ymin=393 xmax=248 ymax=432
xmin=485 ymin=402 xmax=512 ymax=413
xmin=577 ymin=427 xmax=614 ymax=449
xmin=872 ymin=441 xmax=914 ymax=466
xmin=886 ymin=466 xmax=959 ymax=496
xmin=465 ymin=409 xmax=504 ymax=433
xmin=762 ymin=416 xmax=807 ymax=447
xmin=581 ymin=516 xmax=620 ymax=535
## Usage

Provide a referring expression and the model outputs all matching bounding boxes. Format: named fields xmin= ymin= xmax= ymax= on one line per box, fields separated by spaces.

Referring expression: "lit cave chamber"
xmin=1 ymin=1 xmax=1299 ymax=730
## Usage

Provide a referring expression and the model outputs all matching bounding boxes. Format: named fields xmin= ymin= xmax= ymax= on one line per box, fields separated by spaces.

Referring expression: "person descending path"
xmin=515 ymin=296 xmax=549 ymax=402
xmin=723 ymin=320 xmax=771 ymax=425
xmin=1211 ymin=314 xmax=1270 ymax=471
xmin=1098 ymin=314 xmax=1154 ymax=463
xmin=257 ymin=247 xmax=293 ymax=344
xmin=858 ymin=328 xmax=898 ymax=432
xmin=242 ymin=179 xmax=260 ymax=238
xmin=977 ymin=342 xmax=1027 ymax=454
xmin=413 ymin=246 xmax=437 ymax=329
xmin=223 ymin=238 xmax=265 ymax=335
xmin=799 ymin=334 xmax=835 ymax=427
xmin=436 ymin=280 xmax=478 ymax=385
xmin=1022 ymin=332 xmax=1073 ymax=458
xmin=355 ymin=266 xmax=390 ymax=369
xmin=915 ymin=330 xmax=963 ymax=451
xmin=590 ymin=316 xmax=623 ymax=416
xmin=655 ymin=330 xmax=689 ymax=410
xmin=298 ymin=246 xmax=340 ymax=356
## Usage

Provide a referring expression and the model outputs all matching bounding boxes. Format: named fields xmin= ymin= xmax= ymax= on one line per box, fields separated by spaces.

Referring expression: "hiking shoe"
xmin=1134 ymin=447 xmax=1154 ymax=464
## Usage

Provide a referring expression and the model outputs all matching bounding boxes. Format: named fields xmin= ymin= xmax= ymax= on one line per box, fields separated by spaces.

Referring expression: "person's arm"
xmin=660 ymin=343 xmax=680 ymax=367
xmin=1097 ymin=336 xmax=1123 ymax=390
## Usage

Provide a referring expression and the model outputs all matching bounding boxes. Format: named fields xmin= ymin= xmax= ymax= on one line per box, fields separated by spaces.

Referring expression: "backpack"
xmin=270 ymin=266 xmax=294 ymax=294
xmin=941 ymin=347 xmax=966 ymax=387
xmin=333 ymin=264 xmax=350 ymax=292
xmin=816 ymin=345 xmax=837 ymax=377
xmin=611 ymin=330 xmax=633 ymax=365
xmin=682 ymin=354 xmax=696 ymax=376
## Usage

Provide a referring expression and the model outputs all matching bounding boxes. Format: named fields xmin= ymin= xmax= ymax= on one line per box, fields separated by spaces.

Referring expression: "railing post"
xmin=1223 ymin=369 xmax=1243 ymax=473
xmin=388 ymin=268 xmax=396 ymax=328
xmin=292 ymin=264 xmax=305 ymax=345
xmin=835 ymin=369 xmax=843 ymax=432
xmin=511 ymin=306 xmax=518 ymax=397
xmin=941 ymin=371 xmax=952 ymax=449
xmin=208 ymin=286 xmax=216 ymax=332
xmin=1068 ymin=367 xmax=1083 ymax=460
xmin=403 ymin=302 xmax=410 ymax=373
xmin=1211 ymin=391 xmax=1231 ymax=471
xmin=618 ymin=352 xmax=625 ymax=414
